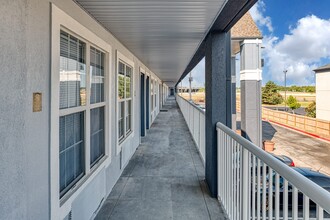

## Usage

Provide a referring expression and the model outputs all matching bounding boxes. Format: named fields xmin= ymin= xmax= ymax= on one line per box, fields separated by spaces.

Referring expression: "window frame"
xmin=116 ymin=51 xmax=134 ymax=152
xmin=51 ymin=5 xmax=112 ymax=219
xmin=58 ymin=28 xmax=109 ymax=197
xmin=89 ymin=46 xmax=107 ymax=167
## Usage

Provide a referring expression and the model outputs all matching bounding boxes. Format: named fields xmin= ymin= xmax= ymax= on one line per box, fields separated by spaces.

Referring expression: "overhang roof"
xmin=231 ymin=12 xmax=262 ymax=54
xmin=231 ymin=12 xmax=262 ymax=40
xmin=75 ymin=0 xmax=257 ymax=86
xmin=314 ymin=64 xmax=330 ymax=73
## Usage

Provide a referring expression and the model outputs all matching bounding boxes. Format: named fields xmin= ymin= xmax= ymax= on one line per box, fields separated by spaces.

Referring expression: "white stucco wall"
xmin=0 ymin=0 xmax=164 ymax=219
xmin=316 ymin=71 xmax=330 ymax=121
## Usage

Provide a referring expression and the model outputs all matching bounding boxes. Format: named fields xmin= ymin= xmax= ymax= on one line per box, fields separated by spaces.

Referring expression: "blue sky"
xmin=181 ymin=0 xmax=330 ymax=87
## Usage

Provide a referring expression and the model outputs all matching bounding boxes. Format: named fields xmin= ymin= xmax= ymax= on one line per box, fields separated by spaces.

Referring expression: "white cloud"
xmin=276 ymin=15 xmax=330 ymax=63
xmin=249 ymin=0 xmax=273 ymax=33
xmin=263 ymin=15 xmax=330 ymax=85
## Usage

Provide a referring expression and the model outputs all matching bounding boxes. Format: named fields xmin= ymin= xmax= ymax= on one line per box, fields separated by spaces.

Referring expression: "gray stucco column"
xmin=205 ymin=31 xmax=232 ymax=197
xmin=240 ymin=39 xmax=262 ymax=147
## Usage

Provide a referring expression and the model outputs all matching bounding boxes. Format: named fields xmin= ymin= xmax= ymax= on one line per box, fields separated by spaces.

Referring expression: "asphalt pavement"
xmin=237 ymin=113 xmax=330 ymax=176
xmin=263 ymin=120 xmax=330 ymax=175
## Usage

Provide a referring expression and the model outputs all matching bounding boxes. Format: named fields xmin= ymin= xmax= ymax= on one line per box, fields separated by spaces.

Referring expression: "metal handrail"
xmin=217 ymin=122 xmax=330 ymax=213
xmin=176 ymin=95 xmax=205 ymax=115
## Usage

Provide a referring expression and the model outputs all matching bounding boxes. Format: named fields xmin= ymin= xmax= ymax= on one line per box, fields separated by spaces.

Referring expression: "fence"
xmin=217 ymin=122 xmax=330 ymax=220
xmin=262 ymin=108 xmax=330 ymax=139
xmin=176 ymin=95 xmax=206 ymax=164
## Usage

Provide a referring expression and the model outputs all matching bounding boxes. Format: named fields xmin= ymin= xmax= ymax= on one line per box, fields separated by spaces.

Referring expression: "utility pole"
xmin=284 ymin=70 xmax=288 ymax=111
xmin=189 ymin=72 xmax=193 ymax=101
xmin=181 ymin=81 xmax=183 ymax=96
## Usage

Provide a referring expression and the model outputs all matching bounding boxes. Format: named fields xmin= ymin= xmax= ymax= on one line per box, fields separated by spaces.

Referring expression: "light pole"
xmin=284 ymin=70 xmax=288 ymax=111
xmin=181 ymin=81 xmax=183 ymax=96
xmin=189 ymin=72 xmax=193 ymax=101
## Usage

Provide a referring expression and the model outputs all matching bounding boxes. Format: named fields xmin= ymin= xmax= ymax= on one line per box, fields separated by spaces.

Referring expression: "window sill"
xmin=118 ymin=130 xmax=133 ymax=146
xmin=59 ymin=155 xmax=108 ymax=206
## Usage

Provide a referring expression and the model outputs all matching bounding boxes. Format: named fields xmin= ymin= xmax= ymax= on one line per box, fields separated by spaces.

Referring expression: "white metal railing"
xmin=217 ymin=122 xmax=330 ymax=220
xmin=176 ymin=95 xmax=205 ymax=163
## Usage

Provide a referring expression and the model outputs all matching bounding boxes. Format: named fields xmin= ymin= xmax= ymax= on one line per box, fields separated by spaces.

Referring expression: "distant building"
xmin=314 ymin=64 xmax=330 ymax=121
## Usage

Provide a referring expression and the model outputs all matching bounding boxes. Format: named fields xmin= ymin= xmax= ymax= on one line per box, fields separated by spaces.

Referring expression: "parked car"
xmin=252 ymin=153 xmax=295 ymax=174
xmin=273 ymin=168 xmax=330 ymax=209
xmin=269 ymin=153 xmax=295 ymax=167
xmin=254 ymin=168 xmax=330 ymax=217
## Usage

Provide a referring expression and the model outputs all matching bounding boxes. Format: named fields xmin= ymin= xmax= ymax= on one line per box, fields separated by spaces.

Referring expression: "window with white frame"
xmin=118 ymin=60 xmax=133 ymax=142
xmin=59 ymin=30 xmax=107 ymax=198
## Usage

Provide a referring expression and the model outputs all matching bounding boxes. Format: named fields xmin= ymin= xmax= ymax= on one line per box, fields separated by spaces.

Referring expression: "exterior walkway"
xmin=95 ymin=97 xmax=225 ymax=219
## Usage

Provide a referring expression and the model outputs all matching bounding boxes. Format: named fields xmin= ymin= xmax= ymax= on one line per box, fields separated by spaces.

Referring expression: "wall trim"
xmin=240 ymin=69 xmax=262 ymax=81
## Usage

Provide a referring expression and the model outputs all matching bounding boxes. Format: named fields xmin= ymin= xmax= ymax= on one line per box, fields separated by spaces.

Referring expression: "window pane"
xmin=125 ymin=76 xmax=131 ymax=98
xmin=118 ymin=101 xmax=125 ymax=140
xmin=118 ymin=62 xmax=125 ymax=99
xmin=125 ymin=66 xmax=132 ymax=98
xmin=118 ymin=61 xmax=133 ymax=142
xmin=90 ymin=107 xmax=105 ymax=166
xmin=59 ymin=112 xmax=85 ymax=197
xmin=60 ymin=31 xmax=86 ymax=109
xmin=126 ymin=100 xmax=132 ymax=133
xmin=90 ymin=47 xmax=105 ymax=104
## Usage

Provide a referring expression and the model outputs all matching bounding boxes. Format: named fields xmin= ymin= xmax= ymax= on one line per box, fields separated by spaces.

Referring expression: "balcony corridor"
xmin=95 ymin=97 xmax=225 ymax=220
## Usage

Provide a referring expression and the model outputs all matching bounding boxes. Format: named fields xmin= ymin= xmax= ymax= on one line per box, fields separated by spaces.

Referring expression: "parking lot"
xmin=263 ymin=120 xmax=330 ymax=176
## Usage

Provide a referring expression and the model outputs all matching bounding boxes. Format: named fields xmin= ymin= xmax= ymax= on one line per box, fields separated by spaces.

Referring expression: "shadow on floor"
xmin=262 ymin=121 xmax=278 ymax=141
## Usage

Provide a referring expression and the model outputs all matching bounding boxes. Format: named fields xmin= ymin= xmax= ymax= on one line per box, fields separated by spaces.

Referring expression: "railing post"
xmin=241 ymin=148 xmax=249 ymax=220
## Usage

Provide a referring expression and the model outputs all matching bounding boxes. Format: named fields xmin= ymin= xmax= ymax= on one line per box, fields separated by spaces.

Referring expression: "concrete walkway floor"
xmin=95 ymin=97 xmax=225 ymax=220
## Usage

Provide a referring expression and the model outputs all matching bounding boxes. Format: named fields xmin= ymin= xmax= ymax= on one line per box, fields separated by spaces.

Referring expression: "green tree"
xmin=262 ymin=81 xmax=283 ymax=105
xmin=198 ymin=87 xmax=205 ymax=92
xmin=286 ymin=95 xmax=301 ymax=114
xmin=305 ymin=101 xmax=316 ymax=118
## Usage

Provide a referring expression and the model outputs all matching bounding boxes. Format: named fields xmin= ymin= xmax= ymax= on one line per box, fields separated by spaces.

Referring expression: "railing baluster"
xmin=317 ymin=205 xmax=324 ymax=220
xmin=225 ymin=135 xmax=230 ymax=212
xmin=218 ymin=131 xmax=225 ymax=203
xmin=269 ymin=168 xmax=273 ymax=220
xmin=257 ymin=159 xmax=261 ymax=220
xmin=275 ymin=173 xmax=280 ymax=220
xmin=233 ymin=143 xmax=238 ymax=219
xmin=248 ymin=151 xmax=251 ymax=220
xmin=252 ymin=155 xmax=256 ymax=220
xmin=262 ymin=163 xmax=267 ymax=219
xmin=238 ymin=144 xmax=241 ymax=219
xmin=225 ymin=132 xmax=228 ymax=210
xmin=230 ymin=140 xmax=236 ymax=219
xmin=303 ymin=195 xmax=309 ymax=220
xmin=292 ymin=186 xmax=298 ymax=220
xmin=283 ymin=179 xmax=288 ymax=220
xmin=227 ymin=138 xmax=233 ymax=218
